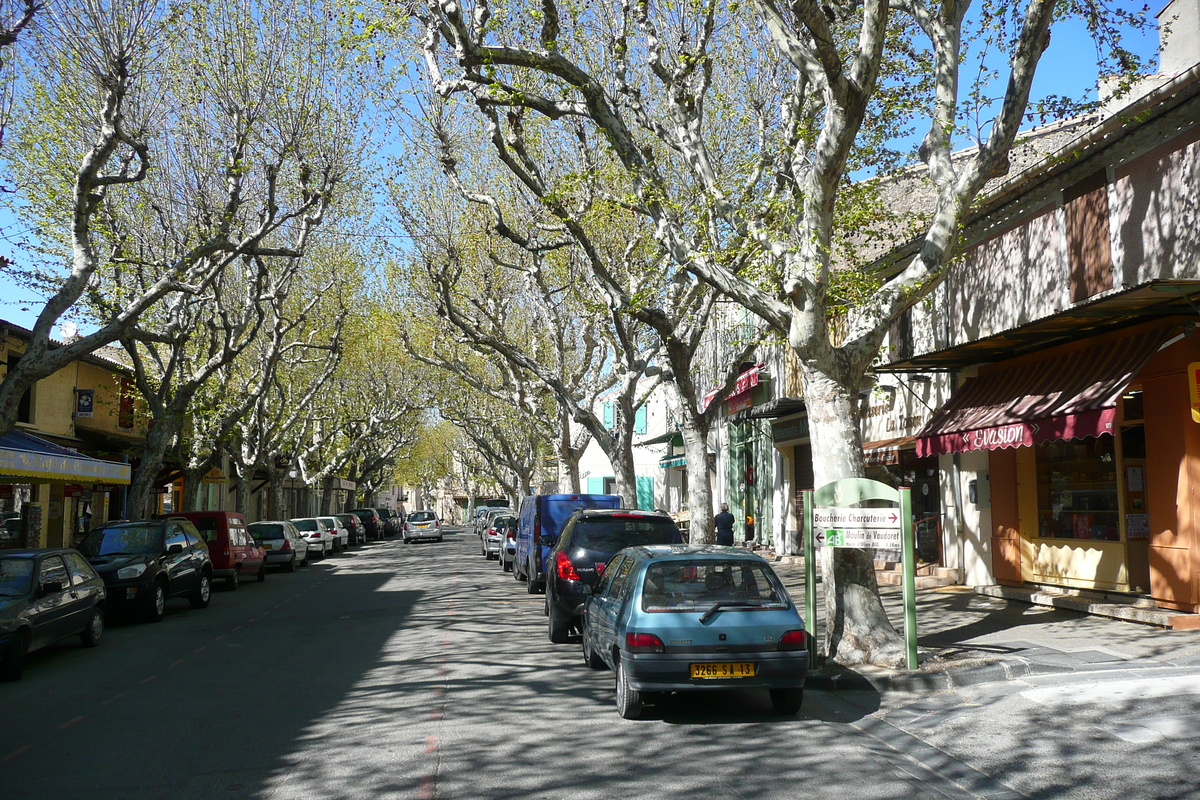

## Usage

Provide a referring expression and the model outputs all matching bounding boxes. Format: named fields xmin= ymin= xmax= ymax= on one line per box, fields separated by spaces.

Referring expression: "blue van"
xmin=514 ymin=493 xmax=621 ymax=593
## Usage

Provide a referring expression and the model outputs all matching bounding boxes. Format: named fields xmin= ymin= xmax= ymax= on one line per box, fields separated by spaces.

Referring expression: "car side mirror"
xmin=41 ymin=579 xmax=64 ymax=595
xmin=167 ymin=543 xmax=184 ymax=554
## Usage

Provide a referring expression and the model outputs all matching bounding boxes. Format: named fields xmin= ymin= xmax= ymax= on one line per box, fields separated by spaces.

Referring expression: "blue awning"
xmin=0 ymin=429 xmax=131 ymax=485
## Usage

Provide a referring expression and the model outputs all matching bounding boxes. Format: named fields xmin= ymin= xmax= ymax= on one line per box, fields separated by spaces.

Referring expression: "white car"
xmin=317 ymin=516 xmax=350 ymax=552
xmin=249 ymin=521 xmax=310 ymax=571
xmin=403 ymin=511 xmax=443 ymax=543
xmin=290 ymin=518 xmax=334 ymax=558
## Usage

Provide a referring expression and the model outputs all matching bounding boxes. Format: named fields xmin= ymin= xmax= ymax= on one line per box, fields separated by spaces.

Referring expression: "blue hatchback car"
xmin=581 ymin=545 xmax=809 ymax=719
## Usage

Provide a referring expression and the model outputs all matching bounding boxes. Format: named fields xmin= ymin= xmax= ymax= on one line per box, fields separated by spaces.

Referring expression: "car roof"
xmin=0 ymin=548 xmax=79 ymax=558
xmin=577 ymin=508 xmax=668 ymax=519
xmin=623 ymin=544 xmax=769 ymax=562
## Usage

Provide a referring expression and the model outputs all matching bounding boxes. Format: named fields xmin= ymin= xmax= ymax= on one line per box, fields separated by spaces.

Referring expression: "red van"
xmin=172 ymin=511 xmax=266 ymax=590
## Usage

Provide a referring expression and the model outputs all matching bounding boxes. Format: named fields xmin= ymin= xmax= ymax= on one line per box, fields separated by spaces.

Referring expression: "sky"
xmin=0 ymin=2 xmax=1164 ymax=336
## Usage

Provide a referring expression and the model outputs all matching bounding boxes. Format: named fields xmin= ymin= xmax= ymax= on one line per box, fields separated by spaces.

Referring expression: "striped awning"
xmin=916 ymin=327 xmax=1176 ymax=457
xmin=0 ymin=429 xmax=131 ymax=484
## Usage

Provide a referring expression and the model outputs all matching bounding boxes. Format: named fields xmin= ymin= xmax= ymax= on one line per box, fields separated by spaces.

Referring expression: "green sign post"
xmin=803 ymin=478 xmax=917 ymax=670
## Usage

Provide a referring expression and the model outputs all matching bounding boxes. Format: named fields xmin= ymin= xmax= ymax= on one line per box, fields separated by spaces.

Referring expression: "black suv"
xmin=546 ymin=509 xmax=684 ymax=643
xmin=78 ymin=518 xmax=213 ymax=622
xmin=349 ymin=508 xmax=384 ymax=540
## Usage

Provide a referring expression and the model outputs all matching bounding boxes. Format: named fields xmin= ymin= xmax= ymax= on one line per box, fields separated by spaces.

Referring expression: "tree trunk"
xmin=680 ymin=422 xmax=714 ymax=544
xmin=182 ymin=469 xmax=204 ymax=511
xmin=801 ymin=362 xmax=906 ymax=668
xmin=127 ymin=414 xmax=181 ymax=519
xmin=611 ymin=438 xmax=637 ymax=508
xmin=232 ymin=470 xmax=249 ymax=515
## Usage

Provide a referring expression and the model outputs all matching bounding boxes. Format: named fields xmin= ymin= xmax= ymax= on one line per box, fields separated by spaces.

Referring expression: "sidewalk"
xmin=769 ymin=560 xmax=1200 ymax=693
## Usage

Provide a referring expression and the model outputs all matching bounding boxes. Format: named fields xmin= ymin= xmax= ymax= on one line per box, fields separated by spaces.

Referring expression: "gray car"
xmin=402 ymin=510 xmax=443 ymax=543
xmin=249 ymin=521 xmax=310 ymax=571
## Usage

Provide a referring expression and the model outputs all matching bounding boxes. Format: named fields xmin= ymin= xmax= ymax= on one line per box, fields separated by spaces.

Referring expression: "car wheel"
xmin=769 ymin=688 xmax=804 ymax=715
xmin=227 ymin=569 xmax=240 ymax=591
xmin=526 ymin=569 xmax=541 ymax=594
xmin=256 ymin=564 xmax=267 ymax=582
xmin=2 ymin=630 xmax=28 ymax=681
xmin=80 ymin=607 xmax=104 ymax=647
xmin=615 ymin=657 xmax=643 ymax=720
xmin=436 ymin=536 xmax=443 ymax=542
xmin=582 ymin=623 xmax=605 ymax=670
xmin=502 ymin=557 xmax=512 ymax=573
xmin=285 ymin=554 xmax=297 ymax=573
xmin=143 ymin=581 xmax=167 ymax=623
xmin=548 ymin=602 xmax=571 ymax=644
xmin=190 ymin=573 xmax=212 ymax=609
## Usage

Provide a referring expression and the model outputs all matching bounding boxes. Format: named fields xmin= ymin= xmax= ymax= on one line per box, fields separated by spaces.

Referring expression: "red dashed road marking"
xmin=58 ymin=716 xmax=84 ymax=730
xmin=101 ymin=693 xmax=125 ymax=706
xmin=170 ymin=659 xmax=184 ymax=668
xmin=418 ymin=774 xmax=436 ymax=799
xmin=425 ymin=736 xmax=438 ymax=754
xmin=429 ymin=709 xmax=442 ymax=721
xmin=139 ymin=675 xmax=157 ymax=684
xmin=3 ymin=745 xmax=31 ymax=763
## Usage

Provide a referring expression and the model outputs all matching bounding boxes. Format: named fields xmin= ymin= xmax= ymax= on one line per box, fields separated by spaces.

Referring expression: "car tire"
xmin=502 ymin=557 xmax=512 ymax=573
xmin=770 ymin=688 xmax=804 ymax=715
xmin=615 ymin=657 xmax=643 ymax=720
xmin=2 ymin=630 xmax=28 ymax=681
xmin=526 ymin=569 xmax=541 ymax=594
xmin=256 ymin=564 xmax=267 ymax=582
xmin=285 ymin=554 xmax=297 ymax=573
xmin=436 ymin=536 xmax=443 ymax=542
xmin=548 ymin=602 xmax=571 ymax=644
xmin=143 ymin=580 xmax=166 ymax=623
xmin=80 ymin=607 xmax=104 ymax=647
xmin=227 ymin=569 xmax=240 ymax=591
xmin=189 ymin=573 xmax=212 ymax=609
xmin=582 ymin=623 xmax=605 ymax=670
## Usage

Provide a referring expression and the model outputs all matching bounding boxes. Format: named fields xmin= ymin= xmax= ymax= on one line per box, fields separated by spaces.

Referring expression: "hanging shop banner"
xmin=74 ymin=389 xmax=95 ymax=418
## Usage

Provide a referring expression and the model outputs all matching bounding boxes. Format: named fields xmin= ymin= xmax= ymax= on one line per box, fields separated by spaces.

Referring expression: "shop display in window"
xmin=1035 ymin=436 xmax=1120 ymax=541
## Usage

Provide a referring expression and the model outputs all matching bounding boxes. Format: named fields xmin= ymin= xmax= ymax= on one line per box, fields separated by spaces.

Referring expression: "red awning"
xmin=915 ymin=327 xmax=1176 ymax=457
xmin=700 ymin=364 xmax=764 ymax=412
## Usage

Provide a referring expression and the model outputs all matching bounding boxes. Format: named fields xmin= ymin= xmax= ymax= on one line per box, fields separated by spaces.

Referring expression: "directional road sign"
xmin=820 ymin=528 xmax=903 ymax=549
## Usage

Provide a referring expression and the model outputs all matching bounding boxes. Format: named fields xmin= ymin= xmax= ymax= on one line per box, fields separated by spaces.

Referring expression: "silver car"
xmin=317 ymin=516 xmax=350 ymax=552
xmin=248 ymin=521 xmax=310 ymax=571
xmin=290 ymin=518 xmax=333 ymax=558
xmin=403 ymin=510 xmax=443 ymax=543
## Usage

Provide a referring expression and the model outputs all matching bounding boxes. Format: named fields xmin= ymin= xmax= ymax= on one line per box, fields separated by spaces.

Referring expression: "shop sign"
xmin=1189 ymin=362 xmax=1200 ymax=423
xmin=771 ymin=416 xmax=809 ymax=443
xmin=74 ymin=388 xmax=95 ymax=418
xmin=64 ymin=484 xmax=85 ymax=498
xmin=725 ymin=391 xmax=754 ymax=414
xmin=154 ymin=485 xmax=171 ymax=494
xmin=701 ymin=365 xmax=763 ymax=411
xmin=202 ymin=468 xmax=226 ymax=484
xmin=92 ymin=484 xmax=114 ymax=493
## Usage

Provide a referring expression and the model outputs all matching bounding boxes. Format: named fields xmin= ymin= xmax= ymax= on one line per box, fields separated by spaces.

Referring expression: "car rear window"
xmin=640 ymin=560 xmax=788 ymax=612
xmin=572 ymin=517 xmax=683 ymax=551
xmin=292 ymin=519 xmax=318 ymax=531
xmin=79 ymin=524 xmax=164 ymax=557
xmin=408 ymin=511 xmax=436 ymax=522
xmin=0 ymin=557 xmax=34 ymax=596
xmin=250 ymin=523 xmax=285 ymax=537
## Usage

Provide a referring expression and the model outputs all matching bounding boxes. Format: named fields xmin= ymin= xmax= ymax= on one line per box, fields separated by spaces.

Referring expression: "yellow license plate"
xmin=690 ymin=662 xmax=757 ymax=679
xmin=261 ymin=543 xmax=272 ymax=549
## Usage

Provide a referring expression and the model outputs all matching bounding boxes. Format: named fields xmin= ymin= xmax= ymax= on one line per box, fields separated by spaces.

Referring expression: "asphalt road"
xmin=4 ymin=528 xmax=1199 ymax=800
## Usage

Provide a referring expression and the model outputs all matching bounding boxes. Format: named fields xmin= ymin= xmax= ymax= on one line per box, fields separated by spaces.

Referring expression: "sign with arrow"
xmin=812 ymin=507 xmax=901 ymax=529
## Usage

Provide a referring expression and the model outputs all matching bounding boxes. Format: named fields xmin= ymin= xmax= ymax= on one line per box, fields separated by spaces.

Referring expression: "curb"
xmin=805 ymin=657 xmax=1077 ymax=693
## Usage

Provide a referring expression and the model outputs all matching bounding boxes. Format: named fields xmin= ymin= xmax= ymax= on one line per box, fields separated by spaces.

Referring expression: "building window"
xmin=1035 ymin=436 xmax=1120 ymax=541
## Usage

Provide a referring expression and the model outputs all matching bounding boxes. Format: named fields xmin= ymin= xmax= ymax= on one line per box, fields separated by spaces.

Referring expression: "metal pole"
xmin=802 ymin=489 xmax=817 ymax=667
xmin=900 ymin=487 xmax=918 ymax=670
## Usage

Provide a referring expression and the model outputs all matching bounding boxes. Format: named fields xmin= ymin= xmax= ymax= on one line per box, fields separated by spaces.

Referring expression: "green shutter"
xmin=634 ymin=405 xmax=647 ymax=434
xmin=602 ymin=402 xmax=614 ymax=429
xmin=586 ymin=477 xmax=605 ymax=494
xmin=636 ymin=476 xmax=654 ymax=510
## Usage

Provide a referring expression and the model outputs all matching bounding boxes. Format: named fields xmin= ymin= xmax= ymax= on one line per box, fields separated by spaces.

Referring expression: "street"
xmin=4 ymin=528 xmax=1200 ymax=800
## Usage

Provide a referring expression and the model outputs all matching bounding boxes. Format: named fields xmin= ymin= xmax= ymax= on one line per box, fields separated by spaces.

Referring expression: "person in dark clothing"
xmin=714 ymin=503 xmax=736 ymax=546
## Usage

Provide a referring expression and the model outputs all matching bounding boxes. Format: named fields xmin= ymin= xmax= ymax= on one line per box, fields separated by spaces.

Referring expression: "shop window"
xmin=1035 ymin=436 xmax=1120 ymax=541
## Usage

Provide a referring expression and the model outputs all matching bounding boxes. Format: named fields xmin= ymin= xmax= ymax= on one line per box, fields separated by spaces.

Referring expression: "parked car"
xmin=0 ymin=548 xmax=106 ymax=680
xmin=481 ymin=512 xmax=515 ymax=561
xmin=581 ymin=545 xmax=809 ymax=719
xmin=173 ymin=511 xmax=266 ymax=590
xmin=78 ymin=518 xmax=213 ymax=623
xmin=496 ymin=515 xmax=519 ymax=573
xmin=374 ymin=508 xmax=403 ymax=537
xmin=248 ymin=521 xmax=309 ymax=571
xmin=290 ymin=518 xmax=333 ymax=558
xmin=317 ymin=516 xmax=350 ymax=552
xmin=546 ymin=509 xmax=684 ymax=643
xmin=336 ymin=513 xmax=365 ymax=546
xmin=515 ymin=493 xmax=621 ymax=594
xmin=349 ymin=508 xmax=384 ymax=540
xmin=476 ymin=507 xmax=512 ymax=550
xmin=402 ymin=510 xmax=443 ymax=543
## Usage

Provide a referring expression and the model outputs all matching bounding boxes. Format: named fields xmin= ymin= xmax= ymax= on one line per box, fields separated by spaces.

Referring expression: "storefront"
xmin=915 ymin=318 xmax=1200 ymax=610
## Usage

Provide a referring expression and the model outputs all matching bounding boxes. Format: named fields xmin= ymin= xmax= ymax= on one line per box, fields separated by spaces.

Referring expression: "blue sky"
xmin=0 ymin=3 xmax=1163 ymax=334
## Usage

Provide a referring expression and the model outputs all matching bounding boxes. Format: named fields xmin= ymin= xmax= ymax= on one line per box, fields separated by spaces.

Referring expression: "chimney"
xmin=1157 ymin=0 xmax=1200 ymax=76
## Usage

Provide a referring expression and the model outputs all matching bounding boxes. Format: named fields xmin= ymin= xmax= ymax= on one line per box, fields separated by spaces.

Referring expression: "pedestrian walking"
xmin=714 ymin=502 xmax=735 ymax=546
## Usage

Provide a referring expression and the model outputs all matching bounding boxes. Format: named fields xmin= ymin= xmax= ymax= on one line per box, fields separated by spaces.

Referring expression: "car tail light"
xmin=625 ymin=632 xmax=665 ymax=653
xmin=778 ymin=630 xmax=807 ymax=651
xmin=595 ymin=562 xmax=607 ymax=575
xmin=556 ymin=551 xmax=581 ymax=581
xmin=280 ymin=540 xmax=291 ymax=551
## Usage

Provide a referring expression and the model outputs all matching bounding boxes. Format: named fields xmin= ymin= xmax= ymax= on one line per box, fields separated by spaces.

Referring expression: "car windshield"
xmin=249 ymin=523 xmax=285 ymax=538
xmin=573 ymin=517 xmax=683 ymax=551
xmin=78 ymin=524 xmax=164 ymax=557
xmin=408 ymin=511 xmax=436 ymax=522
xmin=292 ymin=519 xmax=318 ymax=532
xmin=318 ymin=517 xmax=337 ymax=526
xmin=640 ymin=560 xmax=788 ymax=612
xmin=0 ymin=557 xmax=34 ymax=596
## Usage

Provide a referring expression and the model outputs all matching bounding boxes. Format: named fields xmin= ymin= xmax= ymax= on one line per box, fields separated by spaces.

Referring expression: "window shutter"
xmin=636 ymin=476 xmax=654 ymax=510
xmin=602 ymin=402 xmax=614 ymax=429
xmin=634 ymin=405 xmax=648 ymax=434
xmin=586 ymin=477 xmax=605 ymax=494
